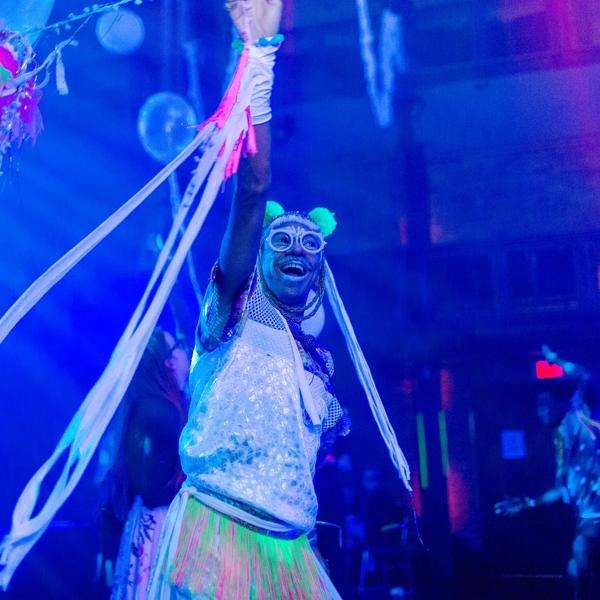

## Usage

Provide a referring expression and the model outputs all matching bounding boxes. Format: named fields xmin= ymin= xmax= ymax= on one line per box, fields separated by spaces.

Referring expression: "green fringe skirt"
xmin=163 ymin=495 xmax=338 ymax=599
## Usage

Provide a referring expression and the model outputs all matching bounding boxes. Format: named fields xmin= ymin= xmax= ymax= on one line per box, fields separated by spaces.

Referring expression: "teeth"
xmin=280 ymin=261 xmax=306 ymax=276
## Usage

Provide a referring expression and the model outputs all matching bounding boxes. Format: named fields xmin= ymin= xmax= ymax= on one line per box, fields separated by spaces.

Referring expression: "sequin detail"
xmin=181 ymin=269 xmax=343 ymax=530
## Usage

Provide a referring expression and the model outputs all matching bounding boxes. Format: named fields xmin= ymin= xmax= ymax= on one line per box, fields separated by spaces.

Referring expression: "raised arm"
xmin=218 ymin=124 xmax=271 ymax=301
xmin=542 ymin=345 xmax=591 ymax=384
xmin=218 ymin=0 xmax=283 ymax=304
xmin=494 ymin=486 xmax=566 ymax=516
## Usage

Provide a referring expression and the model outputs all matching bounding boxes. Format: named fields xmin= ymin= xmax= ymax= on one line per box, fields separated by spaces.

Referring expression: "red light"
xmin=535 ymin=360 xmax=564 ymax=379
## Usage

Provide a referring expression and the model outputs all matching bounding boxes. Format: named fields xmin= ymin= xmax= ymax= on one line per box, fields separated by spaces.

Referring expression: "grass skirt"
xmin=152 ymin=494 xmax=339 ymax=599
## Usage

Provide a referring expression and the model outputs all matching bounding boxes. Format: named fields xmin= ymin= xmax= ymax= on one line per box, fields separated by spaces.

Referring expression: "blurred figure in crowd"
xmin=495 ymin=346 xmax=600 ymax=600
xmin=95 ymin=327 xmax=190 ymax=599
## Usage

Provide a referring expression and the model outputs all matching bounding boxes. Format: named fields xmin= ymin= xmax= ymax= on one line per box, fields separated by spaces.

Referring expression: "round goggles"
xmin=265 ymin=226 xmax=326 ymax=254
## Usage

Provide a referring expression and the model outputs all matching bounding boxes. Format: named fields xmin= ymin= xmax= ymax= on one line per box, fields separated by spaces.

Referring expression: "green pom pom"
xmin=308 ymin=207 xmax=337 ymax=238
xmin=263 ymin=200 xmax=285 ymax=228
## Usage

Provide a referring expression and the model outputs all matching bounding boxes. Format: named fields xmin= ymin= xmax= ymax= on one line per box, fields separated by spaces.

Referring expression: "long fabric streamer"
xmin=0 ymin=128 xmax=205 ymax=345
xmin=0 ymin=50 xmax=255 ymax=590
xmin=168 ymin=173 xmax=204 ymax=312
xmin=324 ymin=261 xmax=412 ymax=491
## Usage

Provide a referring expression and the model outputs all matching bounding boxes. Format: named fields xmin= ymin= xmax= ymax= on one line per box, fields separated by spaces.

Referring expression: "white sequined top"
xmin=179 ymin=267 xmax=343 ymax=531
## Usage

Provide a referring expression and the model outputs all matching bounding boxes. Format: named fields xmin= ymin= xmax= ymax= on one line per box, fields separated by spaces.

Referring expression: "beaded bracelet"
xmin=232 ymin=33 xmax=285 ymax=53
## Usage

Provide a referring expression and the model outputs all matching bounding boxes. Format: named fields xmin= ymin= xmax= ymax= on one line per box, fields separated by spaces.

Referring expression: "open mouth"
xmin=279 ymin=260 xmax=308 ymax=278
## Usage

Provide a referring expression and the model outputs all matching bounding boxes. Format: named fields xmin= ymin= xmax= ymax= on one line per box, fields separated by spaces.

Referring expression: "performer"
xmin=96 ymin=327 xmax=190 ymax=599
xmin=495 ymin=347 xmax=600 ymax=600
xmin=147 ymin=1 xmax=352 ymax=597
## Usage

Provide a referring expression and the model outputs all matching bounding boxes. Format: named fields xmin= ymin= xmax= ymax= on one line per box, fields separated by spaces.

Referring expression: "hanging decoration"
xmin=96 ymin=8 xmax=145 ymax=55
xmin=138 ymin=92 xmax=198 ymax=165
xmin=355 ymin=0 xmax=407 ymax=128
xmin=0 ymin=29 xmax=75 ymax=172
xmin=0 ymin=30 xmax=42 ymax=165
xmin=0 ymin=0 xmax=146 ymax=172
xmin=21 ymin=0 xmax=144 ymax=39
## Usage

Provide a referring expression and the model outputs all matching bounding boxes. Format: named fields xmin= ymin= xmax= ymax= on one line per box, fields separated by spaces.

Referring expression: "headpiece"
xmin=262 ymin=200 xmax=337 ymax=237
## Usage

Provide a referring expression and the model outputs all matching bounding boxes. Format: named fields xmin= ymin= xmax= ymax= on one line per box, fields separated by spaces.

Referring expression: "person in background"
xmin=96 ymin=327 xmax=190 ymax=599
xmin=495 ymin=346 xmax=600 ymax=600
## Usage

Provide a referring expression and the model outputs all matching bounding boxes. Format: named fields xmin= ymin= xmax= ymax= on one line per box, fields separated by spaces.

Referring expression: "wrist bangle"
xmin=256 ymin=34 xmax=284 ymax=47
xmin=232 ymin=34 xmax=285 ymax=54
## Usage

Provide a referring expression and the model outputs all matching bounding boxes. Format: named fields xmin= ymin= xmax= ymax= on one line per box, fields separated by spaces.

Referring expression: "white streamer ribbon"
xmin=0 ymin=124 xmax=210 ymax=345
xmin=0 ymin=58 xmax=255 ymax=590
xmin=54 ymin=46 xmax=69 ymax=96
xmin=324 ymin=260 xmax=412 ymax=490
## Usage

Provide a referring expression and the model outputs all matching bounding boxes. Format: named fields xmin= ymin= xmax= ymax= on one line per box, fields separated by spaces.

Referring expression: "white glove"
xmin=248 ymin=43 xmax=279 ymax=125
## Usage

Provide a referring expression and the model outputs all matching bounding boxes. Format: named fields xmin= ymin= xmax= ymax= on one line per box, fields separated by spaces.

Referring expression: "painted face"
xmin=164 ymin=331 xmax=190 ymax=391
xmin=260 ymin=221 xmax=324 ymax=306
